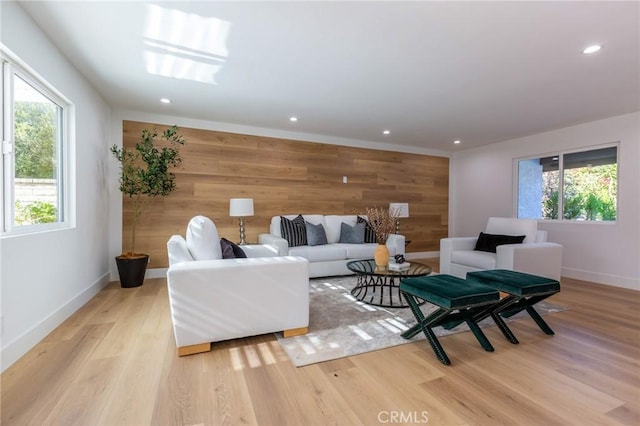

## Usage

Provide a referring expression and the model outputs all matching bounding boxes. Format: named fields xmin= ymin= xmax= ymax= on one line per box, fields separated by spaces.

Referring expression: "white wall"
xmin=0 ymin=2 xmax=112 ymax=372
xmin=451 ymin=112 xmax=640 ymax=290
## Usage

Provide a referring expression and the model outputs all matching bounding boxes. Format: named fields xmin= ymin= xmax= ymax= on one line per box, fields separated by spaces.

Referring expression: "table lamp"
xmin=389 ymin=202 xmax=409 ymax=234
xmin=229 ymin=198 xmax=254 ymax=244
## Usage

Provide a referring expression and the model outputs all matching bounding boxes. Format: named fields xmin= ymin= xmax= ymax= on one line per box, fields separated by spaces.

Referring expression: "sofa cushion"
xmin=305 ymin=221 xmax=328 ymax=246
xmin=357 ymin=216 xmax=377 ymax=243
xmin=186 ymin=215 xmax=222 ymax=260
xmin=289 ymin=244 xmax=347 ymax=262
xmin=280 ymin=215 xmax=308 ymax=247
xmin=474 ymin=232 xmax=525 ymax=253
xmin=339 ymin=222 xmax=365 ymax=243
xmin=337 ymin=242 xmax=377 ymax=259
xmin=451 ymin=250 xmax=497 ymax=270
xmin=220 ymin=237 xmax=247 ymax=259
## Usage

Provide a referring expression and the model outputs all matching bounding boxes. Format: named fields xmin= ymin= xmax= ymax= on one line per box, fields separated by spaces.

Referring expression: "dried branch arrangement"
xmin=364 ymin=205 xmax=401 ymax=244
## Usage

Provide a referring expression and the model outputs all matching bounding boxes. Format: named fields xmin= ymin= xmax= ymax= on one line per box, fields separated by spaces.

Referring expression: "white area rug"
xmin=276 ymin=276 xmax=566 ymax=367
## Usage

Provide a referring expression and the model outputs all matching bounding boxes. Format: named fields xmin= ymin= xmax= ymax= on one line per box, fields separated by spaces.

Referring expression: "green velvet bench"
xmin=465 ymin=269 xmax=561 ymax=344
xmin=399 ymin=274 xmax=500 ymax=365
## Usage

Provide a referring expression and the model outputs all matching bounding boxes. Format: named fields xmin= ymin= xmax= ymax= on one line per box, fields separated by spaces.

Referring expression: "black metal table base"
xmin=351 ymin=273 xmax=425 ymax=308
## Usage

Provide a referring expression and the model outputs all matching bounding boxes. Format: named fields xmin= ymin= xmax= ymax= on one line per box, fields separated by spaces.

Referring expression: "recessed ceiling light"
xmin=289 ymin=116 xmax=298 ymax=122
xmin=383 ymin=130 xmax=390 ymax=135
xmin=160 ymin=98 xmax=171 ymax=104
xmin=454 ymin=140 xmax=461 ymax=144
xmin=582 ymin=44 xmax=602 ymax=54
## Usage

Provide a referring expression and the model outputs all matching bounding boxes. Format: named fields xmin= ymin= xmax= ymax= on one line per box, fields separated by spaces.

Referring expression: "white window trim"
xmin=1 ymin=44 xmax=74 ymax=236
xmin=512 ymin=142 xmax=620 ymax=224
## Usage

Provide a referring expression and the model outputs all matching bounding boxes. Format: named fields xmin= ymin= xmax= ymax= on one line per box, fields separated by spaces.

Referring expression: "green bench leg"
xmin=402 ymin=293 xmax=452 ymax=365
xmin=525 ymin=306 xmax=555 ymax=335
xmin=465 ymin=319 xmax=494 ymax=352
xmin=490 ymin=310 xmax=519 ymax=344
xmin=466 ymin=270 xmax=560 ymax=344
xmin=401 ymin=292 xmax=496 ymax=365
xmin=489 ymin=293 xmax=557 ymax=342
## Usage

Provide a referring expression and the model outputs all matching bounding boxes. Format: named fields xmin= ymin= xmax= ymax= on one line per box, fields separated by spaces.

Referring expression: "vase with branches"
xmin=364 ymin=205 xmax=401 ymax=267
xmin=110 ymin=125 xmax=186 ymax=286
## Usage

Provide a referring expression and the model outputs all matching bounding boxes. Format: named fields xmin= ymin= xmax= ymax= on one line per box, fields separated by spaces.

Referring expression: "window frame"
xmin=513 ymin=142 xmax=620 ymax=224
xmin=1 ymin=46 xmax=73 ymax=236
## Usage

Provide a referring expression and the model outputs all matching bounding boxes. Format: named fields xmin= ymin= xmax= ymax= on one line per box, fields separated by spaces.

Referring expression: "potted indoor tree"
xmin=111 ymin=125 xmax=186 ymax=287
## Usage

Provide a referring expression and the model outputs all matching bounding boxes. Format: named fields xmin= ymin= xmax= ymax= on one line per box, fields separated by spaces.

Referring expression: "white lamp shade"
xmin=389 ymin=203 xmax=409 ymax=218
xmin=229 ymin=198 xmax=254 ymax=217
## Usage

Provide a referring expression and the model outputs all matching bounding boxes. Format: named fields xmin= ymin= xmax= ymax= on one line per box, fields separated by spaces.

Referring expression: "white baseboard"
xmin=562 ymin=267 xmax=639 ymax=291
xmin=406 ymin=251 xmax=439 ymax=259
xmin=146 ymin=268 xmax=168 ymax=279
xmin=1 ymin=272 xmax=111 ymax=373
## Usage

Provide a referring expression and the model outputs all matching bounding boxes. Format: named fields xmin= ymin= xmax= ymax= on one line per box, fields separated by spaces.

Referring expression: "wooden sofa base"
xmin=283 ymin=326 xmax=308 ymax=337
xmin=177 ymin=342 xmax=212 ymax=357
xmin=177 ymin=328 xmax=308 ymax=356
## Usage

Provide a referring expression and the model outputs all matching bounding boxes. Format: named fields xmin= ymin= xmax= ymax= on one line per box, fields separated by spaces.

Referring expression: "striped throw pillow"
xmin=280 ymin=215 xmax=308 ymax=247
xmin=357 ymin=216 xmax=377 ymax=243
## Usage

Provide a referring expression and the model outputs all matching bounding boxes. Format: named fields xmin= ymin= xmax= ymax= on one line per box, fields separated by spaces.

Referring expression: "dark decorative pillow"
xmin=339 ymin=222 xmax=365 ymax=244
xmin=357 ymin=216 xmax=377 ymax=243
xmin=305 ymin=221 xmax=328 ymax=246
xmin=220 ymin=237 xmax=247 ymax=259
xmin=474 ymin=232 xmax=526 ymax=253
xmin=280 ymin=215 xmax=308 ymax=247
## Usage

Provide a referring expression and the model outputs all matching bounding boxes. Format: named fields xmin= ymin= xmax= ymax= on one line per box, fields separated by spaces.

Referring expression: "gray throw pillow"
xmin=339 ymin=222 xmax=365 ymax=244
xmin=305 ymin=221 xmax=328 ymax=246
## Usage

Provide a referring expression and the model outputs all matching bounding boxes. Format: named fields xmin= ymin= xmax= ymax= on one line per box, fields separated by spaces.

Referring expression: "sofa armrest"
xmin=496 ymin=242 xmax=563 ymax=281
xmin=386 ymin=234 xmax=405 ymax=256
xmin=439 ymin=237 xmax=478 ymax=274
xmin=241 ymin=244 xmax=279 ymax=258
xmin=258 ymin=233 xmax=289 ymax=256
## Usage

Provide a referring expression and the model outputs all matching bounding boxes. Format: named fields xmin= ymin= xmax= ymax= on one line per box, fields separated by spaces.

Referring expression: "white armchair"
xmin=166 ymin=216 xmax=310 ymax=356
xmin=440 ymin=217 xmax=562 ymax=281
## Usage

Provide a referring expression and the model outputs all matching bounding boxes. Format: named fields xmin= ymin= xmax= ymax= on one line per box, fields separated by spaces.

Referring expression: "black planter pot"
xmin=115 ymin=255 xmax=149 ymax=288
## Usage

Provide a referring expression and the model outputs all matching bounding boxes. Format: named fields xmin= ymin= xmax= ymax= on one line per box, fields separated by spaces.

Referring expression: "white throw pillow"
xmin=186 ymin=216 xmax=222 ymax=260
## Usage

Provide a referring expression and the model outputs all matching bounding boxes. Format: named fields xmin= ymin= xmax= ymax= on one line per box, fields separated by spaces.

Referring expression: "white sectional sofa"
xmin=259 ymin=214 xmax=405 ymax=278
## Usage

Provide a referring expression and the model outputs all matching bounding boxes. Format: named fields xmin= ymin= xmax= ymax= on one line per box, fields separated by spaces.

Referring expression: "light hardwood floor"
xmin=2 ymin=260 xmax=639 ymax=425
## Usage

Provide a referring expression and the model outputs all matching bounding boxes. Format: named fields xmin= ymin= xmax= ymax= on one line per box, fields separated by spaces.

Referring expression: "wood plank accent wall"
xmin=121 ymin=120 xmax=449 ymax=268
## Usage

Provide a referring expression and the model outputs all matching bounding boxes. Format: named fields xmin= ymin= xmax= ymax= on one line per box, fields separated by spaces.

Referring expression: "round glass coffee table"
xmin=346 ymin=259 xmax=432 ymax=307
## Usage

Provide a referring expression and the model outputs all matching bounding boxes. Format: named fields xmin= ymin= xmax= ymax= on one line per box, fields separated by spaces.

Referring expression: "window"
xmin=1 ymin=48 xmax=71 ymax=234
xmin=516 ymin=145 xmax=618 ymax=222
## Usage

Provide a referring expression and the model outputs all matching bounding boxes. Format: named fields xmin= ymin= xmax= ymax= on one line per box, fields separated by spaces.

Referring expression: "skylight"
xmin=143 ymin=4 xmax=231 ymax=84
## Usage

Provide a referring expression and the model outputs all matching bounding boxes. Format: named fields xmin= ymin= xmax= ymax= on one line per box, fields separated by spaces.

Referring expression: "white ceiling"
xmin=18 ymin=1 xmax=640 ymax=152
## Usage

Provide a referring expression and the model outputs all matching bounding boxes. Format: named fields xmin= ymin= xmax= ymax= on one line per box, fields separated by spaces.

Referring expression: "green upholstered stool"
xmin=400 ymin=274 xmax=500 ymax=365
xmin=465 ymin=269 xmax=561 ymax=344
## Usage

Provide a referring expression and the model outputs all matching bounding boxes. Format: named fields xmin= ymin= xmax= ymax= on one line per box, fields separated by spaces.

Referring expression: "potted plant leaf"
xmin=111 ymin=125 xmax=186 ymax=287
